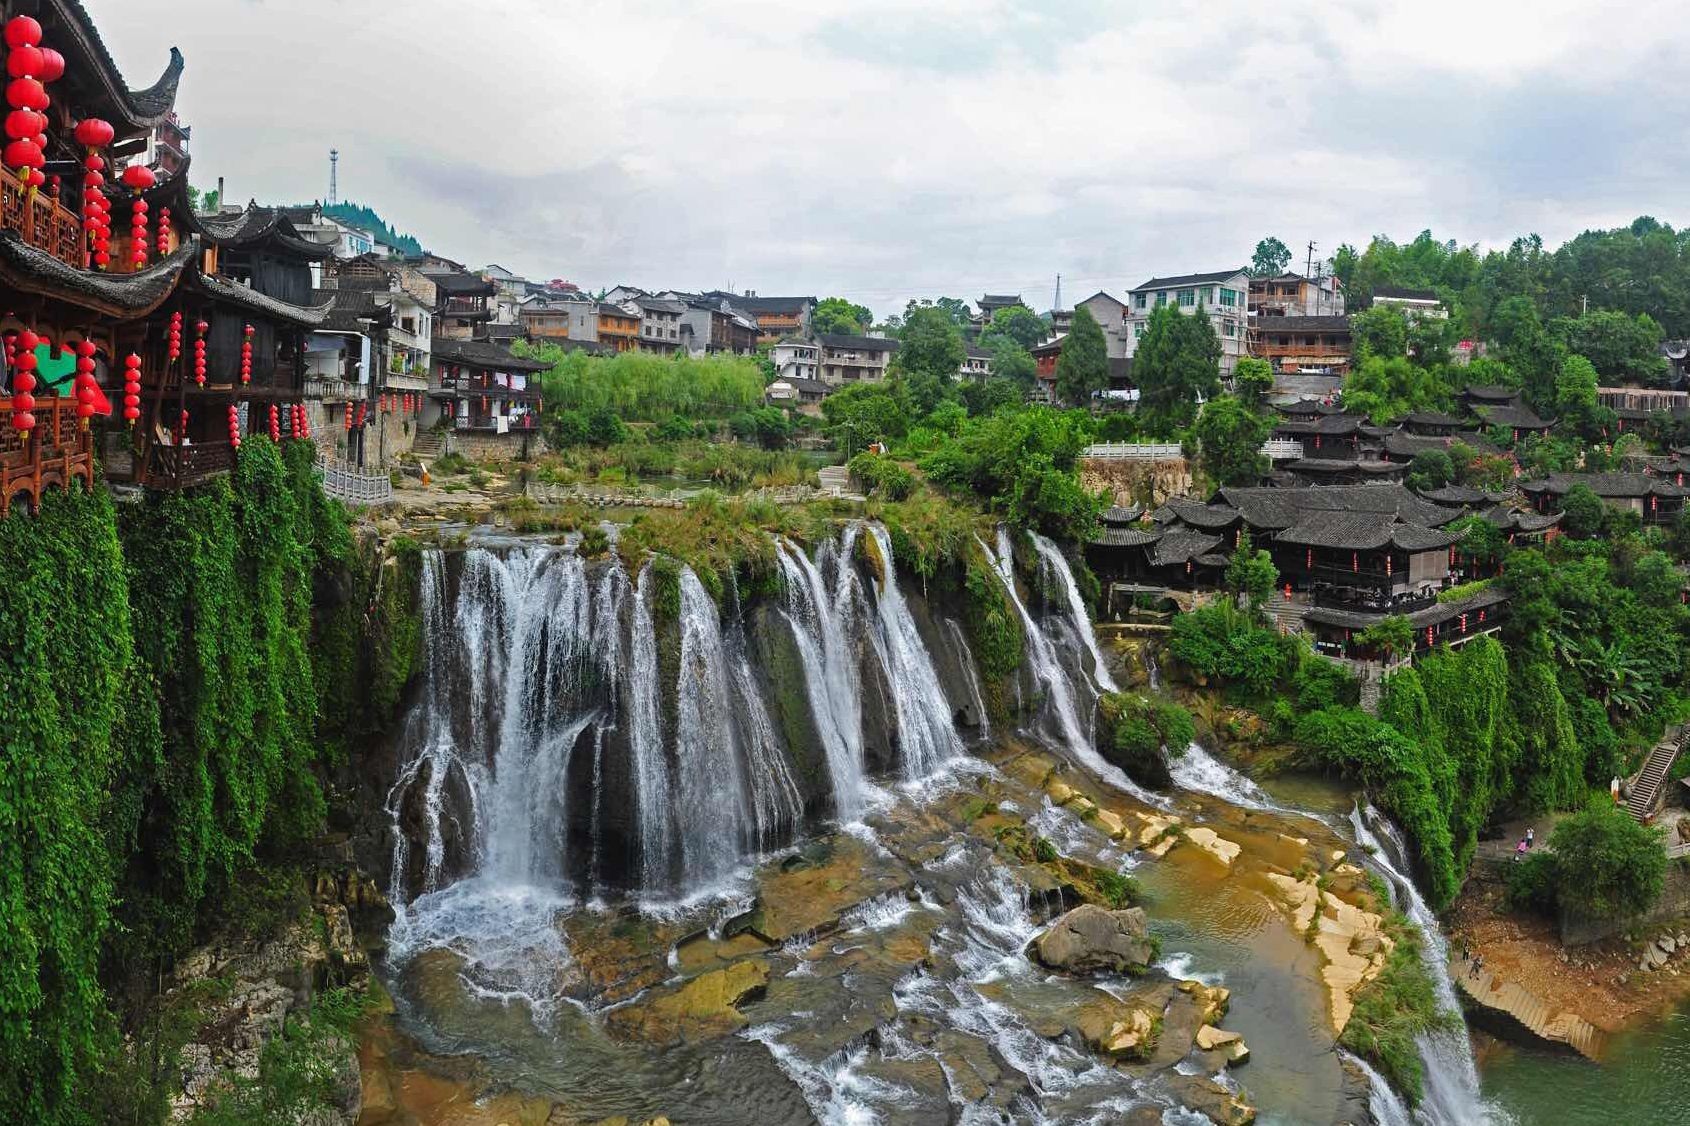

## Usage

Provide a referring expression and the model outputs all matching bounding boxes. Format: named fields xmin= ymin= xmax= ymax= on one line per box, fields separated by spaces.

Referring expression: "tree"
xmin=1351 ymin=304 xmax=1408 ymax=359
xmin=1232 ymin=357 xmax=1273 ymax=404
xmin=899 ymin=296 xmax=972 ymax=330
xmin=1548 ymin=309 xmax=1668 ymax=386
xmin=729 ymin=406 xmax=793 ymax=449
xmin=820 ymin=381 xmax=910 ymax=455
xmin=987 ymin=338 xmax=1037 ymax=388
xmin=1054 ymin=305 xmax=1109 ymax=406
xmin=959 ymin=377 xmax=1023 ymax=417
xmin=1134 ymin=304 xmax=1221 ymax=434
xmin=813 ymin=296 xmax=873 ymax=336
xmin=1548 ymin=799 xmax=1666 ymax=920
xmin=981 ymin=305 xmax=1048 ymax=351
xmin=1340 ymin=353 xmax=1451 ymax=424
xmin=1405 ymin=448 xmax=1455 ymax=493
xmin=1249 ymin=237 xmax=1292 ymax=278
xmin=920 ymin=407 xmax=1102 ymax=540
xmin=1224 ymin=530 xmax=1278 ymax=608
xmin=895 ymin=305 xmax=965 ymax=381
xmin=1555 ymin=353 xmax=1608 ymax=437
xmin=1357 ymin=615 xmax=1414 ymax=660
xmin=1561 ymin=483 xmax=1608 ymax=538
xmin=1193 ymin=395 xmax=1271 ymax=486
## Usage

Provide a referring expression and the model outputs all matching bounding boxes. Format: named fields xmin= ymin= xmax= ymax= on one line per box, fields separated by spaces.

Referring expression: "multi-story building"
xmin=817 ymin=333 xmax=897 ymax=386
xmin=1123 ymin=270 xmax=1250 ymax=375
xmin=1249 ymin=315 xmax=1353 ymax=376
xmin=421 ymin=269 xmax=496 ymax=340
xmin=633 ymin=297 xmax=685 ymax=354
xmin=599 ymin=303 xmax=640 ymax=352
xmin=1248 ymin=273 xmax=1345 ymax=318
xmin=425 ymin=338 xmax=551 ymax=459
xmin=703 ymin=292 xmax=815 ymax=344
xmin=772 ymin=338 xmax=820 ymax=382
xmin=519 ymin=292 xmax=598 ymax=342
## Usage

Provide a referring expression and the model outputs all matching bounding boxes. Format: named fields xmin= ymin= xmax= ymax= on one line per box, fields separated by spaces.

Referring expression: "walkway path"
xmin=1451 ymin=954 xmax=1606 ymax=1059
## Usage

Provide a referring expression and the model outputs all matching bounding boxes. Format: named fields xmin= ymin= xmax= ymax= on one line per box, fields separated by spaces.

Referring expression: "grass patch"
xmin=1336 ymin=899 xmax=1457 ymax=1105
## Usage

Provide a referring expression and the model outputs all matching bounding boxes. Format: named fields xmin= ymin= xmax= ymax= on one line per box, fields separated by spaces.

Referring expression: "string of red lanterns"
xmin=74 ymin=117 xmax=115 ymax=268
xmin=120 ymin=163 xmax=155 ymax=269
xmin=268 ymin=403 xmax=280 ymax=442
xmin=167 ymin=310 xmax=182 ymax=362
xmin=9 ymin=327 xmax=37 ymax=435
xmin=4 ymin=15 xmax=55 ymax=196
xmin=240 ymin=323 xmax=252 ymax=384
xmin=122 ymin=352 xmax=141 ymax=426
xmin=156 ymin=205 xmax=171 ymax=258
xmin=227 ymin=404 xmax=241 ymax=450
xmin=193 ymin=319 xmax=207 ymax=386
xmin=72 ymin=338 xmax=96 ymax=427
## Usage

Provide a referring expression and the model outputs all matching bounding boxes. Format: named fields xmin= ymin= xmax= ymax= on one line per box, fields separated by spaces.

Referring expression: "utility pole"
xmin=1054 ymin=272 xmax=1062 ymax=311
xmin=328 ymin=149 xmax=339 ymax=206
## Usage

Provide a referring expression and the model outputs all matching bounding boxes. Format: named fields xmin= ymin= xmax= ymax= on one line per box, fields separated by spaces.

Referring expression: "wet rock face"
xmin=1028 ymin=904 xmax=1156 ymax=976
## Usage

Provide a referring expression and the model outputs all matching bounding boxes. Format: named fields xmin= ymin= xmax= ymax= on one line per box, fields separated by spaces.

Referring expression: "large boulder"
xmin=1028 ymin=904 xmax=1155 ymax=976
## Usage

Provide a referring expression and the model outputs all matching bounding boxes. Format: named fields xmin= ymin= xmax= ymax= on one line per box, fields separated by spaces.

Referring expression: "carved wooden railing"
xmin=142 ymin=441 xmax=236 ymax=488
xmin=0 ymin=185 xmax=83 ymax=268
xmin=0 ymin=396 xmax=94 ymax=514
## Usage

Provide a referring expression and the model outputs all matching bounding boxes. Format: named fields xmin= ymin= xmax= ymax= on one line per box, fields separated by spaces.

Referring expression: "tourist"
xmin=1514 ymin=839 xmax=1528 ymax=862
xmin=1525 ymin=826 xmax=1534 ymax=848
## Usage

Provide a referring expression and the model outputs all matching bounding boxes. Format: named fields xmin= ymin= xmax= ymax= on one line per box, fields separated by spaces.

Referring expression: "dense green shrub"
xmin=1167 ymin=602 xmax=1289 ymax=696
xmin=848 ymin=451 xmax=916 ymax=500
xmin=1096 ymin=693 xmax=1194 ymax=788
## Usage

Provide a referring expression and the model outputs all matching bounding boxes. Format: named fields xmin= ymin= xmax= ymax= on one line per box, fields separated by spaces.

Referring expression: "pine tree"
xmin=1055 ymin=305 xmax=1108 ymax=405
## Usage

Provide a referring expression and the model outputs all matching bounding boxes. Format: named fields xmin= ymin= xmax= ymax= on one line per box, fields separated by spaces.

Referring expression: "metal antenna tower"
xmin=328 ymin=149 xmax=339 ymax=205
xmin=1054 ymin=272 xmax=1062 ymax=311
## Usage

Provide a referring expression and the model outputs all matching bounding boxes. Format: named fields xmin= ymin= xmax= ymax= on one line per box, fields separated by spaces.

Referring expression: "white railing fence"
xmin=317 ymin=456 xmax=393 ymax=504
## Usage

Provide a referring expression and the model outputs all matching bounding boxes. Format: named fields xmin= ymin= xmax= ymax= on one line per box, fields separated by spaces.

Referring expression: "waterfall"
xmin=944 ymin=618 xmax=990 ymax=741
xmin=1031 ymin=531 xmax=1117 ymax=693
xmin=862 ymin=523 xmax=965 ymax=782
xmin=1349 ymin=806 xmax=1507 ymax=1126
xmin=1168 ymin=741 xmax=1280 ymax=812
xmin=979 ymin=528 xmax=1164 ymax=806
xmin=775 ymin=534 xmax=868 ymax=817
xmin=726 ymin=621 xmax=804 ymax=852
xmin=625 ymin=563 xmax=675 ymax=891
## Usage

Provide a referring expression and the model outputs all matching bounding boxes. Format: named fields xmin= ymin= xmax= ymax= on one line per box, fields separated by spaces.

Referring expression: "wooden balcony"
xmin=140 ymin=441 xmax=237 ymax=489
xmin=1252 ymin=341 xmax=1351 ymax=362
xmin=0 ymin=397 xmax=95 ymax=515
xmin=1 ymin=185 xmax=83 ymax=269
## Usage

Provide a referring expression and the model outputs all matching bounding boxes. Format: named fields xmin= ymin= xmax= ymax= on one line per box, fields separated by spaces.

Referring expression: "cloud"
xmin=86 ymin=0 xmax=1689 ymax=318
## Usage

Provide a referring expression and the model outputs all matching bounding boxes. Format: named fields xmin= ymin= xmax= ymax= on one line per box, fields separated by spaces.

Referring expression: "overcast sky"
xmin=93 ymin=0 xmax=1687 ymax=319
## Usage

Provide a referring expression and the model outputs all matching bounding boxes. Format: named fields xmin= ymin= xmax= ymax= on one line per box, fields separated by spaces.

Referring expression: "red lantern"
xmin=178 ymin=408 xmax=188 ymax=444
xmin=1459 ymin=613 xmax=1468 ymax=633
xmin=344 ymin=404 xmax=352 ymax=432
xmin=168 ymin=311 xmax=182 ymax=362
xmin=4 ymin=15 xmax=42 ymax=50
xmin=240 ymin=324 xmax=252 ymax=384
xmin=10 ymin=327 xmax=38 ymax=434
xmin=38 ymin=48 xmax=64 ymax=84
xmin=1425 ymin=627 xmax=1434 ymax=648
xmin=122 ymin=352 xmax=142 ymax=425
xmin=157 ymin=205 xmax=171 ymax=256
xmin=6 ymin=43 xmax=42 ymax=80
xmin=193 ymin=320 xmax=207 ymax=387
xmin=6 ymin=77 xmax=47 ymax=112
xmin=72 ymin=118 xmax=113 ymax=148
xmin=269 ymin=403 xmax=280 ymax=442
xmin=228 ymin=403 xmax=241 ymax=450
xmin=119 ymin=164 xmax=155 ymax=191
xmin=1351 ymin=551 xmax=1358 ymax=573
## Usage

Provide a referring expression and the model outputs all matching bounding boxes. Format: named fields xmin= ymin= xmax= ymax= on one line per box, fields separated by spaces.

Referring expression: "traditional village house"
xmin=148 ymin=109 xmax=189 ymax=178
xmin=1123 ymin=270 xmax=1250 ymax=375
xmin=425 ymin=337 xmax=550 ymax=461
xmin=959 ymin=344 xmax=992 ymax=380
xmin=1520 ymin=473 xmax=1690 ymax=527
xmin=701 ymin=292 xmax=815 ymax=344
xmin=1076 ymin=291 xmax=1130 ymax=358
xmin=974 ymin=293 xmax=1029 ymax=331
xmin=598 ymin=303 xmax=639 ymax=352
xmin=305 ymin=285 xmax=388 ymax=466
xmin=1248 ymin=315 xmax=1353 ymax=376
xmin=419 ymin=266 xmax=495 ymax=340
xmin=669 ymin=293 xmax=758 ymax=356
xmin=633 ymin=296 xmax=684 ymax=354
xmin=765 ymin=375 xmax=829 ymax=415
xmin=1248 ymin=272 xmax=1344 ymax=318
xmin=817 ymin=333 xmax=897 ymax=387
xmin=519 ymin=291 xmax=598 ymax=342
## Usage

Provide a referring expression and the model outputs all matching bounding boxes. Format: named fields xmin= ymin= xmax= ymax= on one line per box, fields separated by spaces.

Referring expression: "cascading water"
xmin=1168 ymin=741 xmax=1280 ymax=812
xmin=775 ymin=533 xmax=869 ymax=817
xmin=862 ymin=523 xmax=965 ymax=782
xmin=979 ymin=528 xmax=1164 ymax=807
xmin=1349 ymin=805 xmax=1509 ymax=1126
xmin=1031 ymin=530 xmax=1117 ymax=693
xmin=944 ymin=618 xmax=990 ymax=741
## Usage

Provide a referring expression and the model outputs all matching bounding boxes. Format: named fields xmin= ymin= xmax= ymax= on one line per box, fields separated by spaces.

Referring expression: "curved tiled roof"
xmin=1475 ymin=403 xmax=1552 ymax=429
xmin=431 ymin=336 xmax=552 ymax=372
xmin=1420 ymin=485 xmax=1506 ymax=506
xmin=51 ymin=2 xmax=183 ymax=128
xmin=1101 ymin=504 xmax=1144 ymax=525
xmin=0 ymin=230 xmax=194 ymax=317
xmin=1090 ymin=526 xmax=1162 ymax=548
xmin=1218 ymin=483 xmax=1460 ymax=530
xmin=1164 ymin=498 xmax=1239 ymax=528
xmin=1151 ymin=528 xmax=1222 ymax=567
xmin=1518 ymin=473 xmax=1688 ymax=499
xmin=192 ymin=271 xmax=335 ymax=327
xmin=199 ymin=206 xmax=335 ymax=260
xmin=1304 ymin=586 xmax=1508 ymax=631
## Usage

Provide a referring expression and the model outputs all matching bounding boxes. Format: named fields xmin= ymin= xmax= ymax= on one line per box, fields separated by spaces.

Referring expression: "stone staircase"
xmin=1453 ymin=960 xmax=1606 ymax=1059
xmin=410 ymin=429 xmax=445 ymax=462
xmin=1626 ymin=726 xmax=1685 ymax=822
xmin=1261 ymin=594 xmax=1307 ymax=635
xmin=817 ymin=464 xmax=850 ymax=496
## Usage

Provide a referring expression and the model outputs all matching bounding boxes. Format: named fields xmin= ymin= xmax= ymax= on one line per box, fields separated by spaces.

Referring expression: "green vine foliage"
xmin=0 ymin=485 xmax=132 ymax=1121
xmin=0 ymin=438 xmax=409 ymax=1124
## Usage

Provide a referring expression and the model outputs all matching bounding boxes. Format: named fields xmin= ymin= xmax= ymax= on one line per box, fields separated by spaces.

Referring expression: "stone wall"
xmin=1079 ymin=457 xmax=1194 ymax=508
xmin=448 ymin=430 xmax=547 ymax=463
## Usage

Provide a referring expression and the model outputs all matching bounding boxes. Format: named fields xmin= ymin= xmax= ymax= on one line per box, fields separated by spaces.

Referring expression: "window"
xmin=1178 ymin=289 xmax=1195 ymax=307
xmin=1134 ymin=292 xmax=1147 ymax=309
xmin=1222 ymin=322 xmax=1235 ymax=337
xmin=1219 ymin=288 xmax=1238 ymax=307
xmin=1134 ymin=324 xmax=1146 ymax=338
